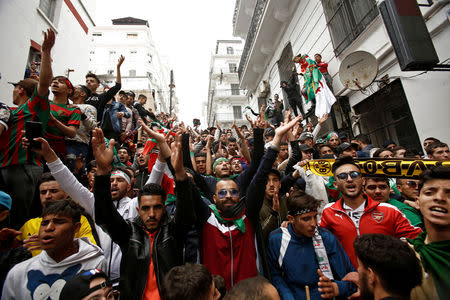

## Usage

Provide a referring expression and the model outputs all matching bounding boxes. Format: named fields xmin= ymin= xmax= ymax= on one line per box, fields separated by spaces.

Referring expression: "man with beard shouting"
xmin=193 ymin=116 xmax=302 ymax=290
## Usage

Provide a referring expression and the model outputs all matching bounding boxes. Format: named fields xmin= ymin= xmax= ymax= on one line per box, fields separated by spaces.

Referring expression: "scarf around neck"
xmin=209 ymin=204 xmax=246 ymax=233
xmin=407 ymin=232 xmax=450 ymax=300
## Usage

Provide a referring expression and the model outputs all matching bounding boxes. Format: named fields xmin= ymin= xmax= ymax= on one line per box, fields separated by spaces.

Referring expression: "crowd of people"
xmin=0 ymin=29 xmax=448 ymax=300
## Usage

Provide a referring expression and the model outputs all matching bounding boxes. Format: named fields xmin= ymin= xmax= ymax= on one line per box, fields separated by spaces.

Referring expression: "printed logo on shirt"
xmin=27 ymin=264 xmax=81 ymax=300
xmin=372 ymin=211 xmax=384 ymax=223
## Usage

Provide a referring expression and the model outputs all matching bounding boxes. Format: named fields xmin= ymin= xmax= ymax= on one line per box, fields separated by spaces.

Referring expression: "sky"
xmin=95 ymin=0 xmax=238 ymax=125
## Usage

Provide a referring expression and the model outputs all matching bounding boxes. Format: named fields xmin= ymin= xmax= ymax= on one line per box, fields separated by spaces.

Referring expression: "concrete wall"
xmin=0 ymin=0 xmax=95 ymax=104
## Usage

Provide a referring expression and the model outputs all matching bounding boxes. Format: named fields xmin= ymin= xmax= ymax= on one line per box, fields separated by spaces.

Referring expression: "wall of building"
xmin=0 ymin=0 xmax=95 ymax=105
xmin=89 ymin=23 xmax=176 ymax=113
xmin=206 ymin=40 xmax=249 ymax=128
xmin=239 ymin=0 xmax=450 ymax=147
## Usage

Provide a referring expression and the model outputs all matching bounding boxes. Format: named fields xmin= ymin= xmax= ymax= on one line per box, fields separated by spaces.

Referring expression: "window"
xmin=231 ymin=84 xmax=240 ymax=95
xmin=93 ymin=33 xmax=102 ymax=37
xmin=322 ymin=0 xmax=378 ymax=55
xmin=227 ymin=47 xmax=234 ymax=55
xmin=39 ymin=0 xmax=57 ymax=22
xmin=130 ymin=50 xmax=137 ymax=54
xmin=129 ymin=70 xmax=136 ymax=77
xmin=90 ymin=51 xmax=95 ymax=54
xmin=109 ymin=50 xmax=116 ymax=55
xmin=233 ymin=106 xmax=242 ymax=119
xmin=229 ymin=63 xmax=237 ymax=73
xmin=107 ymin=70 xmax=114 ymax=75
xmin=127 ymin=33 xmax=138 ymax=39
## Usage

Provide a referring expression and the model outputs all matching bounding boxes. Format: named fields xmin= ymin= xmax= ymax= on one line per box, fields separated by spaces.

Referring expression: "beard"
xmin=360 ymin=271 xmax=374 ymax=300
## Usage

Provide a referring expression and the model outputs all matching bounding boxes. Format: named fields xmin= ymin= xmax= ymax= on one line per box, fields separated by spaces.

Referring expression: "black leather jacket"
xmin=94 ymin=175 xmax=194 ymax=299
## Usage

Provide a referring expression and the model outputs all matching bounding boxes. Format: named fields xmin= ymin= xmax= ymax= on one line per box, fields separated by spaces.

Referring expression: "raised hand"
xmin=117 ymin=55 xmax=125 ymax=68
xmin=245 ymin=114 xmax=255 ymax=128
xmin=139 ymin=119 xmax=165 ymax=144
xmin=41 ymin=29 xmax=56 ymax=54
xmin=91 ymin=128 xmax=114 ymax=174
xmin=318 ymin=113 xmax=328 ymax=126
xmin=170 ymin=133 xmax=186 ymax=180
xmin=275 ymin=115 xmax=302 ymax=138
xmin=232 ymin=121 xmax=244 ymax=140
xmin=22 ymin=136 xmax=58 ymax=163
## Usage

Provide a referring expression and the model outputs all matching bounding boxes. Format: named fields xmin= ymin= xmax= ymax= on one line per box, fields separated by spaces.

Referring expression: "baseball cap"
xmin=299 ymin=144 xmax=313 ymax=152
xmin=0 ymin=191 xmax=12 ymax=210
xmin=127 ymin=91 xmax=135 ymax=98
xmin=60 ymin=269 xmax=111 ymax=300
xmin=336 ymin=142 xmax=359 ymax=155
xmin=8 ymin=78 xmax=38 ymax=98
xmin=79 ymin=85 xmax=92 ymax=99
xmin=299 ymin=132 xmax=313 ymax=142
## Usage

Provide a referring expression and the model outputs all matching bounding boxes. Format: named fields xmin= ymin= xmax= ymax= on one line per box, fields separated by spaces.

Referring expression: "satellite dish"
xmin=339 ymin=51 xmax=379 ymax=91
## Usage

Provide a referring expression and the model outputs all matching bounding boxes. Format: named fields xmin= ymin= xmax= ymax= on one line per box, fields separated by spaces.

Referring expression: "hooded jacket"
xmin=2 ymin=237 xmax=106 ymax=300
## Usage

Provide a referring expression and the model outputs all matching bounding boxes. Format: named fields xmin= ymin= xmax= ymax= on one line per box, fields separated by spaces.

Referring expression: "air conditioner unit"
xmin=379 ymin=0 xmax=439 ymax=71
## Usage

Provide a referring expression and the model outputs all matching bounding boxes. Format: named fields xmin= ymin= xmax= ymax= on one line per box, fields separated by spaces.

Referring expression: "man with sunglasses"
xmin=195 ymin=116 xmax=302 ymax=290
xmin=320 ymin=156 xmax=422 ymax=268
xmin=364 ymin=176 xmax=423 ymax=229
xmin=397 ymin=178 xmax=422 ymax=209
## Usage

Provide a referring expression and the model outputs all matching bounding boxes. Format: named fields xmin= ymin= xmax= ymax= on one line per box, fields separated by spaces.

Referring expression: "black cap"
xmin=299 ymin=144 xmax=313 ymax=152
xmin=8 ymin=78 xmax=38 ymax=98
xmin=79 ymin=85 xmax=92 ymax=99
xmin=60 ymin=269 xmax=111 ymax=300
xmin=127 ymin=91 xmax=135 ymax=98
xmin=299 ymin=132 xmax=314 ymax=142
xmin=336 ymin=142 xmax=358 ymax=154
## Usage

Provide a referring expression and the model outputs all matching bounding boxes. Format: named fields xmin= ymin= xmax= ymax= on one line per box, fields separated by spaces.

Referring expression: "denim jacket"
xmin=100 ymin=101 xmax=130 ymax=133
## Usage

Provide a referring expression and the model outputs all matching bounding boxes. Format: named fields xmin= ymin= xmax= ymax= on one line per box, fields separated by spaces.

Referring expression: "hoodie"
xmin=2 ymin=237 xmax=106 ymax=300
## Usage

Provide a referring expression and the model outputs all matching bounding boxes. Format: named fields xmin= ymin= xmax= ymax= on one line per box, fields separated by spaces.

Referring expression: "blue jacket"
xmin=267 ymin=225 xmax=356 ymax=300
xmin=100 ymin=101 xmax=130 ymax=133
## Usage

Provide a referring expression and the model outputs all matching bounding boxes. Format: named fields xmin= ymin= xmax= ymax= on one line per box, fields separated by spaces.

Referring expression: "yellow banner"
xmin=304 ymin=158 xmax=450 ymax=179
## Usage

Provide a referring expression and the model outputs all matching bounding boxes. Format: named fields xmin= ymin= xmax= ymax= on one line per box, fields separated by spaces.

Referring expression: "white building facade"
xmin=89 ymin=17 xmax=178 ymax=114
xmin=0 ymin=0 xmax=96 ymax=105
xmin=234 ymin=0 xmax=450 ymax=153
xmin=206 ymin=40 xmax=249 ymax=128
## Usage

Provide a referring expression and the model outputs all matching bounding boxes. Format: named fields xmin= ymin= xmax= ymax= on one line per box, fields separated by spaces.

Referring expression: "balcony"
xmin=216 ymin=112 xmax=243 ymax=121
xmin=238 ymin=0 xmax=300 ymax=91
xmin=212 ymin=88 xmax=247 ymax=97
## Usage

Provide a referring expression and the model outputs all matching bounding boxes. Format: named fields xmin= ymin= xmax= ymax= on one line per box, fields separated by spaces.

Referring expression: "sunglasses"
xmin=217 ymin=188 xmax=239 ymax=199
xmin=336 ymin=171 xmax=361 ymax=181
xmin=405 ymin=181 xmax=418 ymax=188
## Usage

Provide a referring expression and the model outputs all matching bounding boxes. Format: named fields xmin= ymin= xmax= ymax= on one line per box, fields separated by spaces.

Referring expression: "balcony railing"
xmin=212 ymin=89 xmax=247 ymax=97
xmin=238 ymin=0 xmax=267 ymax=80
xmin=232 ymin=0 xmax=241 ymax=28
xmin=215 ymin=112 xmax=243 ymax=121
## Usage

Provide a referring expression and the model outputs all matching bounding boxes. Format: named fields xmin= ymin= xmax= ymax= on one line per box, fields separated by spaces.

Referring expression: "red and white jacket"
xmin=319 ymin=194 xmax=422 ymax=268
